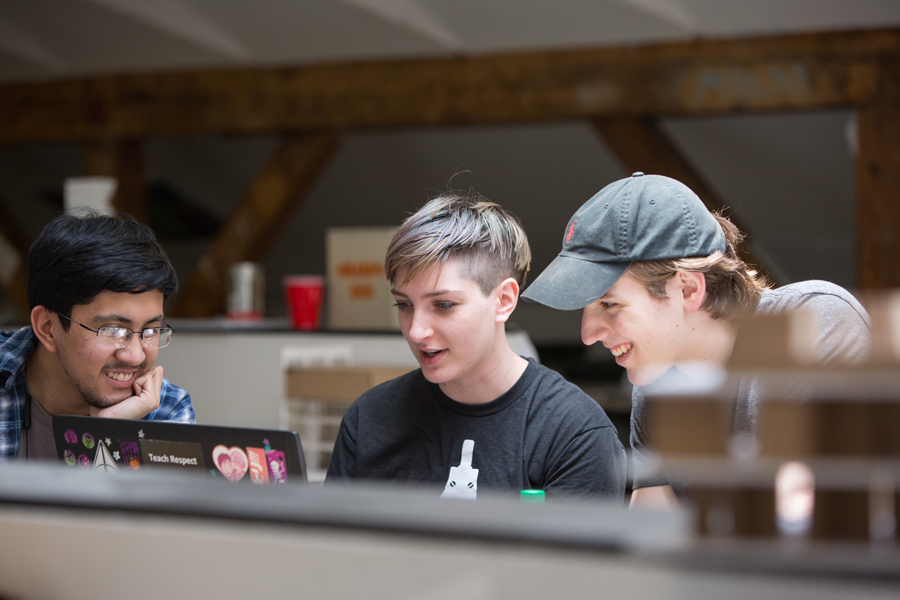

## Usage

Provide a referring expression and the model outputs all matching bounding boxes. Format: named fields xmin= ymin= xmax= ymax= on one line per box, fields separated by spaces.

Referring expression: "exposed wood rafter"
xmin=0 ymin=197 xmax=31 ymax=319
xmin=1 ymin=28 xmax=900 ymax=143
xmin=857 ymin=61 xmax=900 ymax=289
xmin=83 ymin=138 xmax=147 ymax=222
xmin=173 ymin=132 xmax=339 ymax=318
xmin=592 ymin=116 xmax=782 ymax=285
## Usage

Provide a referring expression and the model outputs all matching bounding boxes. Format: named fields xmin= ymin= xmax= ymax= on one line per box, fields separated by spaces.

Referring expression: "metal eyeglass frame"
xmin=56 ymin=312 xmax=174 ymax=349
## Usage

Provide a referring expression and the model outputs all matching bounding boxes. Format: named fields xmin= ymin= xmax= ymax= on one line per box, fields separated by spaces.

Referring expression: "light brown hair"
xmin=627 ymin=212 xmax=770 ymax=320
xmin=385 ymin=192 xmax=532 ymax=295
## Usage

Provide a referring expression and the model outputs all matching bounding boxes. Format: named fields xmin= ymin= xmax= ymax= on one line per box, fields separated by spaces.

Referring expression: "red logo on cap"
xmin=566 ymin=220 xmax=577 ymax=242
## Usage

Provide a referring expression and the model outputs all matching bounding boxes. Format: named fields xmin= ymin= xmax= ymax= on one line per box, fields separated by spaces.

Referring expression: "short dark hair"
xmin=28 ymin=212 xmax=178 ymax=328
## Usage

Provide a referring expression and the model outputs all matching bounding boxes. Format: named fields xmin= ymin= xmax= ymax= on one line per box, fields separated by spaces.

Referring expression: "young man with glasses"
xmin=0 ymin=212 xmax=195 ymax=462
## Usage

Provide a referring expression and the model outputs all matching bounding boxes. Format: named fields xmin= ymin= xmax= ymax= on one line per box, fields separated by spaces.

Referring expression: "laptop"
xmin=52 ymin=415 xmax=307 ymax=484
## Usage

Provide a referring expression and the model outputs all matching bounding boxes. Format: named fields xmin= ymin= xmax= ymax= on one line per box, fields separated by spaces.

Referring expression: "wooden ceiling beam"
xmin=0 ymin=196 xmax=31 ymax=320
xmin=592 ymin=116 xmax=781 ymax=285
xmin=2 ymin=28 xmax=900 ymax=143
xmin=172 ymin=132 xmax=338 ymax=318
xmin=857 ymin=61 xmax=900 ymax=289
xmin=83 ymin=138 xmax=147 ymax=222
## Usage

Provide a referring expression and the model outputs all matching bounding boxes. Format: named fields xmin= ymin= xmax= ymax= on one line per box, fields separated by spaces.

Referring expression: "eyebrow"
xmin=90 ymin=313 xmax=165 ymax=326
xmin=390 ymin=289 xmax=461 ymax=299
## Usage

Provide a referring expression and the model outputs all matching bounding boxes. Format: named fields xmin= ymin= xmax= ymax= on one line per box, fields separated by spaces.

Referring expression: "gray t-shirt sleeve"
xmin=755 ymin=281 xmax=871 ymax=365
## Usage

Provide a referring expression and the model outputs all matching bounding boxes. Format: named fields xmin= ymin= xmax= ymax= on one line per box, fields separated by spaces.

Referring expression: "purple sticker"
xmin=266 ymin=450 xmax=287 ymax=484
xmin=82 ymin=433 xmax=95 ymax=449
xmin=63 ymin=450 xmax=76 ymax=466
xmin=120 ymin=441 xmax=141 ymax=470
xmin=64 ymin=429 xmax=77 ymax=444
xmin=77 ymin=454 xmax=90 ymax=468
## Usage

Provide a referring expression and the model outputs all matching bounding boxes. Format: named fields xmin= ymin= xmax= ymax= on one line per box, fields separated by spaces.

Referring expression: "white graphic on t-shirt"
xmin=441 ymin=439 xmax=478 ymax=500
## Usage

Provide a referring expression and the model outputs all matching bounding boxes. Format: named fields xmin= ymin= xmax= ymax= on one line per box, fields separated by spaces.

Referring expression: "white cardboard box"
xmin=326 ymin=227 xmax=399 ymax=331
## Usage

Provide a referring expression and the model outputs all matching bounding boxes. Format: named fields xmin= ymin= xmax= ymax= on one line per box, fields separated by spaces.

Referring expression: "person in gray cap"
xmin=522 ymin=172 xmax=871 ymax=508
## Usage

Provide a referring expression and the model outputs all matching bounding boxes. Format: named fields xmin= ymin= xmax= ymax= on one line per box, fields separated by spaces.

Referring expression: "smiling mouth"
xmin=610 ymin=343 xmax=633 ymax=357
xmin=106 ymin=371 xmax=135 ymax=382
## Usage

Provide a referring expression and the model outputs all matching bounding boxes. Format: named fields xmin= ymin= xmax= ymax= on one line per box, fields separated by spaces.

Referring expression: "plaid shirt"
xmin=0 ymin=326 xmax=195 ymax=461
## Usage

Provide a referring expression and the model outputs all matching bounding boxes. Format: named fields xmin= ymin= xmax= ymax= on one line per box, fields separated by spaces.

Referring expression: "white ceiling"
xmin=1 ymin=0 xmax=900 ymax=83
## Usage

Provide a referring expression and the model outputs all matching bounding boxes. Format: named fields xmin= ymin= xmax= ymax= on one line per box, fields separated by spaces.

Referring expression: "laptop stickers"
xmin=53 ymin=415 xmax=306 ymax=484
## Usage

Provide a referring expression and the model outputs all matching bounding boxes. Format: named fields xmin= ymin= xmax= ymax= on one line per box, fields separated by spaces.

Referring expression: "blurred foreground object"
xmin=645 ymin=290 xmax=900 ymax=544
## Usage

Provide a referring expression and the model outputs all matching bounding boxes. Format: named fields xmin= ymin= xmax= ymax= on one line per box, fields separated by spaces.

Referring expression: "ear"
xmin=31 ymin=305 xmax=61 ymax=353
xmin=677 ymin=271 xmax=706 ymax=313
xmin=494 ymin=277 xmax=520 ymax=324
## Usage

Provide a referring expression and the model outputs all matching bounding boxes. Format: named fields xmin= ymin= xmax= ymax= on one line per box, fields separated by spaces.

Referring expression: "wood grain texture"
xmin=0 ymin=197 xmax=30 ymax=320
xmin=0 ymin=29 xmax=898 ymax=142
xmin=857 ymin=62 xmax=900 ymax=288
xmin=172 ymin=132 xmax=338 ymax=318
xmin=83 ymin=138 xmax=147 ymax=222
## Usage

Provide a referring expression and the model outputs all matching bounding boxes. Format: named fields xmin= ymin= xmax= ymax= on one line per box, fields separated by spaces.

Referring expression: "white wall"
xmin=156 ymin=325 xmax=538 ymax=428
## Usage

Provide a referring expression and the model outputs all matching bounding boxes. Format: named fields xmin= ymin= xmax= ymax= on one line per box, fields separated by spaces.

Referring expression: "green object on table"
xmin=520 ymin=489 xmax=545 ymax=502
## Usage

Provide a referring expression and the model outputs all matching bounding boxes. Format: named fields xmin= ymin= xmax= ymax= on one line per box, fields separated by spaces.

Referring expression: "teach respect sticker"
xmin=139 ymin=439 xmax=206 ymax=471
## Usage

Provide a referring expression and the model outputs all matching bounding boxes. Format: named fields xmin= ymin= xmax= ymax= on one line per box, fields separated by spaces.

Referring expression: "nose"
xmin=581 ymin=306 xmax=611 ymax=346
xmin=405 ymin=308 xmax=433 ymax=344
xmin=115 ymin=332 xmax=147 ymax=365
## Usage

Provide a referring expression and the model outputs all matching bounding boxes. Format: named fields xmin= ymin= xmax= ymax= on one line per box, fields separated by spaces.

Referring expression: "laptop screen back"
xmin=52 ymin=415 xmax=306 ymax=484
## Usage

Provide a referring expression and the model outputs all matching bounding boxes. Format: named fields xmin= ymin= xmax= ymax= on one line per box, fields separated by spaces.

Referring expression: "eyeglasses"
xmin=56 ymin=313 xmax=174 ymax=349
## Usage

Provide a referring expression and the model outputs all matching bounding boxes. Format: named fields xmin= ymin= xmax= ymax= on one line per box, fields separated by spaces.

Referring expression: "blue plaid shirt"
xmin=0 ymin=326 xmax=195 ymax=461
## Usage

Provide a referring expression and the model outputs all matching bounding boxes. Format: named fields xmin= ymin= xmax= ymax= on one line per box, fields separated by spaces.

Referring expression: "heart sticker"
xmin=212 ymin=445 xmax=249 ymax=482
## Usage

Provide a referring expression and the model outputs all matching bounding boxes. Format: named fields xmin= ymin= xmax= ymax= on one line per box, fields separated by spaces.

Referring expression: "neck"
xmin=682 ymin=310 xmax=738 ymax=366
xmin=26 ymin=345 xmax=89 ymax=417
xmin=439 ymin=334 xmax=528 ymax=405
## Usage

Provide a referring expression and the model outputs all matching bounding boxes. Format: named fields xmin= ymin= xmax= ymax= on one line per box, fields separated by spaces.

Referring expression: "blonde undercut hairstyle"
xmin=627 ymin=212 xmax=771 ymax=320
xmin=385 ymin=191 xmax=532 ymax=296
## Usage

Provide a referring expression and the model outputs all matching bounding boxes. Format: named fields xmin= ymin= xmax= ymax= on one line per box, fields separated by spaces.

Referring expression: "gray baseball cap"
xmin=522 ymin=172 xmax=726 ymax=310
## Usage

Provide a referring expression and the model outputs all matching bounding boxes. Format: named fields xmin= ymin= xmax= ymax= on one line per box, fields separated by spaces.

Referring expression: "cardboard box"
xmin=326 ymin=227 xmax=399 ymax=331
xmin=647 ymin=396 xmax=733 ymax=456
xmin=283 ymin=364 xmax=413 ymax=474
xmin=728 ymin=310 xmax=819 ymax=370
xmin=759 ymin=399 xmax=900 ymax=457
xmin=286 ymin=365 xmax=413 ymax=401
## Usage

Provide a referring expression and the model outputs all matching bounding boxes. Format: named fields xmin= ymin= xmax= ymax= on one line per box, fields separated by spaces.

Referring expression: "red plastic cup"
xmin=283 ymin=276 xmax=325 ymax=331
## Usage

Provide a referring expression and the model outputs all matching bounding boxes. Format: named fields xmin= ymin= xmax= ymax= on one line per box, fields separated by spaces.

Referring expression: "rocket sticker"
xmin=92 ymin=440 xmax=119 ymax=473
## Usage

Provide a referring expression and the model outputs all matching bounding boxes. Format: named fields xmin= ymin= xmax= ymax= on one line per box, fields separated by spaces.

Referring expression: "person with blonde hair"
xmin=326 ymin=191 xmax=626 ymax=499
xmin=523 ymin=173 xmax=870 ymax=507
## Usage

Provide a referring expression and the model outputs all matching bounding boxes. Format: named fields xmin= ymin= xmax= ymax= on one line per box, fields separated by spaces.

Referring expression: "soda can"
xmin=227 ymin=262 xmax=265 ymax=320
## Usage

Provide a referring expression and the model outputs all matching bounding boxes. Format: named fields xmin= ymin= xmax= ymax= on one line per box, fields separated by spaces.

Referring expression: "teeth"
xmin=424 ymin=350 xmax=441 ymax=356
xmin=610 ymin=343 xmax=633 ymax=357
xmin=106 ymin=372 xmax=133 ymax=382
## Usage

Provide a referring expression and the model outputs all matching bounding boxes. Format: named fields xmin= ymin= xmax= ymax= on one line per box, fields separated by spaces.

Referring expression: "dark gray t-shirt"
xmin=631 ymin=280 xmax=872 ymax=491
xmin=16 ymin=396 xmax=57 ymax=462
xmin=327 ymin=358 xmax=626 ymax=499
